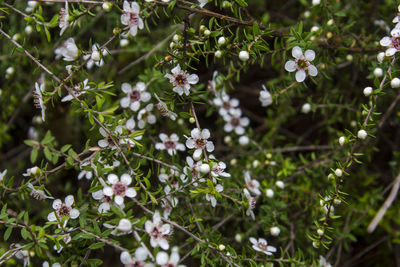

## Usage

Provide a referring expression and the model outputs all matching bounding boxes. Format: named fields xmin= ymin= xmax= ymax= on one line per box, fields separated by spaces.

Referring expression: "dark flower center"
xmin=130 ymin=90 xmax=141 ymax=102
xmin=113 ymin=182 xmax=127 ymax=196
xmin=175 ymin=74 xmax=187 ymax=86
xmin=195 ymin=138 xmax=206 ymax=148
xmin=257 ymin=241 xmax=267 ymax=251
xmin=164 ymin=140 xmax=176 ymax=149
xmin=222 ymin=101 xmax=231 ymax=110
xmin=58 ymin=204 xmax=71 ymax=217
xmin=296 ymin=58 xmax=309 ymax=70
xmin=392 ymin=37 xmax=400 ymax=50
xmin=156 ymin=103 xmax=168 ymax=116
xmin=129 ymin=12 xmax=139 ymax=25
xmin=231 ymin=117 xmax=240 ymax=127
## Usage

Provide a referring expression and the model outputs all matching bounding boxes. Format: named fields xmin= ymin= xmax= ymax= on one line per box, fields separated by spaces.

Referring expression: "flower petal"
xmin=284 ymin=60 xmax=296 ymax=72
xmin=292 ymin=46 xmax=303 ymax=58
xmin=295 ymin=70 xmax=306 ymax=82
xmin=121 ymin=174 xmax=132 ymax=185
xmin=304 ymin=49 xmax=315 ymax=61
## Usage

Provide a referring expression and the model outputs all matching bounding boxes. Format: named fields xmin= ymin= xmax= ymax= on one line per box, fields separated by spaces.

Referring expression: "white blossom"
xmin=61 ymin=78 xmax=91 ymax=102
xmin=156 ymin=250 xmax=185 ymax=267
xmin=59 ymin=1 xmax=69 ymax=36
xmin=213 ymin=91 xmax=240 ymax=116
xmin=0 ymin=169 xmax=6 ymax=182
xmin=121 ymin=1 xmax=144 ymax=37
xmin=259 ymin=85 xmax=272 ymax=107
xmin=145 ymin=210 xmax=172 ymax=250
xmin=34 ymin=81 xmax=46 ymax=122
xmin=27 ymin=183 xmax=53 ymax=200
xmin=56 ymin=38 xmax=79 ymax=61
xmin=47 ymin=195 xmax=80 ymax=227
xmin=154 ymin=94 xmax=178 ymax=120
xmin=103 ymin=173 xmax=137 ymax=205
xmin=244 ymin=171 xmax=261 ymax=196
xmin=165 ymin=64 xmax=199 ymax=96
xmin=380 ymin=27 xmax=400 ymax=56
xmin=120 ymin=248 xmax=153 ymax=267
xmin=285 ymin=46 xmax=318 ymax=82
xmin=205 ymin=184 xmax=223 ymax=207
xmin=249 ymin=237 xmax=277 ymax=255
xmin=155 ymin=133 xmax=185 ymax=156
xmin=120 ymin=82 xmax=151 ymax=111
xmin=223 ymin=108 xmax=249 ymax=135
xmin=244 ymin=189 xmax=256 ymax=220
xmin=185 ymin=128 xmax=214 ymax=159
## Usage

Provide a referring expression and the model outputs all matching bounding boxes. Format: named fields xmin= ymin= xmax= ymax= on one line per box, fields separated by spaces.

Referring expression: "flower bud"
xmin=334 ymin=169 xmax=343 ymax=177
xmin=317 ymin=229 xmax=324 ymax=236
xmin=373 ymin=67 xmax=383 ymax=77
xmin=270 ymin=226 xmax=280 ymax=236
xmin=304 ymin=11 xmax=311 ymax=18
xmin=334 ymin=199 xmax=342 ymax=205
xmin=120 ymin=38 xmax=129 ymax=47
xmin=200 ymin=163 xmax=210 ymax=173
xmin=301 ymin=103 xmax=311 ymax=114
xmin=312 ymin=0 xmax=320 ymax=5
xmin=218 ymin=36 xmax=226 ymax=46
xmin=91 ymin=50 xmax=101 ymax=62
xmin=339 ymin=136 xmax=345 ymax=146
xmin=346 ymin=54 xmax=353 ymax=61
xmin=204 ymin=29 xmax=211 ymax=36
xmin=265 ymin=189 xmax=274 ymax=198
xmin=391 ymin=77 xmax=400 ymax=88
xmin=276 ymin=180 xmax=284 ymax=189
xmin=235 ymin=233 xmax=242 ymax=242
xmin=357 ymin=129 xmax=367 ymax=140
xmin=25 ymin=25 xmax=33 ymax=35
xmin=224 ymin=135 xmax=232 ymax=144
xmin=113 ymin=27 xmax=122 ymax=35
xmin=117 ymin=219 xmax=132 ymax=232
xmin=312 ymin=241 xmax=320 ymax=248
xmin=222 ymin=0 xmax=231 ymax=7
xmin=215 ymin=50 xmax=222 ymax=58
xmin=239 ymin=135 xmax=249 ymax=145
xmin=239 ymin=51 xmax=249 ymax=61
xmin=189 ymin=117 xmax=195 ymax=124
xmin=230 ymin=158 xmax=237 ymax=166
xmin=377 ymin=52 xmax=385 ymax=63
xmin=252 ymin=160 xmax=260 ymax=168
xmin=327 ymin=19 xmax=334 ymax=26
xmin=218 ymin=244 xmax=225 ymax=251
xmin=102 ymin=2 xmax=112 ymax=11
xmin=311 ymin=26 xmax=319 ymax=32
xmin=199 ymin=25 xmax=207 ymax=33
xmin=173 ymin=34 xmax=180 ymax=43
xmin=363 ymin=86 xmax=372 ymax=96
xmin=6 ymin=67 xmax=14 ymax=75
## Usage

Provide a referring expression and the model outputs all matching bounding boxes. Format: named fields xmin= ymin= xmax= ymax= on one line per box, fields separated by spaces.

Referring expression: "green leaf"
xmin=44 ymin=148 xmax=52 ymax=161
xmin=61 ymin=144 xmax=72 ymax=153
xmin=30 ymin=148 xmax=38 ymax=163
xmin=234 ymin=0 xmax=248 ymax=7
xmin=89 ymin=242 xmax=105 ymax=250
xmin=4 ymin=227 xmax=12 ymax=241
xmin=21 ymin=228 xmax=31 ymax=240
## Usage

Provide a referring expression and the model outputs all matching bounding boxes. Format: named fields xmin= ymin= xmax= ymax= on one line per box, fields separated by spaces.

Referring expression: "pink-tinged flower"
xmin=59 ymin=1 xmax=69 ymax=36
xmin=285 ymin=46 xmax=318 ymax=82
xmin=103 ymin=173 xmax=137 ymax=205
xmin=121 ymin=1 xmax=144 ymax=37
xmin=380 ymin=28 xmax=400 ymax=57
xmin=393 ymin=5 xmax=400 ymax=24
xmin=47 ymin=195 xmax=80 ymax=226
xmin=13 ymin=243 xmax=30 ymax=267
xmin=34 ymin=81 xmax=46 ymax=122
xmin=223 ymin=108 xmax=249 ymax=135
xmin=205 ymin=184 xmax=223 ymax=207
xmin=185 ymin=128 xmax=214 ymax=159
xmin=155 ymin=133 xmax=185 ymax=156
xmin=156 ymin=250 xmax=185 ymax=267
xmin=244 ymin=189 xmax=256 ymax=220
xmin=120 ymin=247 xmax=152 ymax=267
xmin=138 ymin=103 xmax=157 ymax=129
xmin=27 ymin=183 xmax=53 ymax=200
xmin=244 ymin=171 xmax=261 ymax=196
xmin=213 ymin=91 xmax=239 ymax=116
xmin=154 ymin=94 xmax=177 ymax=120
xmin=249 ymin=237 xmax=277 ymax=256
xmin=259 ymin=85 xmax=272 ymax=107
xmin=211 ymin=161 xmax=230 ymax=178
xmin=120 ymin=82 xmax=151 ymax=111
xmin=165 ymin=64 xmax=199 ymax=96
xmin=145 ymin=210 xmax=172 ymax=250
xmin=91 ymin=190 xmax=116 ymax=213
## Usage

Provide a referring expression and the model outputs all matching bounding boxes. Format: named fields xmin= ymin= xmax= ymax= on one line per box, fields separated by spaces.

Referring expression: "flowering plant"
xmin=1 ymin=1 xmax=400 ymax=266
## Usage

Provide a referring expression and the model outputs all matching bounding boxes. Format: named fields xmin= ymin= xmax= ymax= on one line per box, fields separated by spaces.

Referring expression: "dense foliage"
xmin=1 ymin=0 xmax=400 ymax=266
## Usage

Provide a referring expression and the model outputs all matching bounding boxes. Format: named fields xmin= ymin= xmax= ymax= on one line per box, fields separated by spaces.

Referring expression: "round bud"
xmin=30 ymin=166 xmax=39 ymax=175
xmin=326 ymin=32 xmax=333 ymax=39
xmin=363 ymin=86 xmax=373 ymax=97
xmin=303 ymin=11 xmax=311 ymax=18
xmin=218 ymin=36 xmax=226 ymax=46
xmin=301 ymin=103 xmax=311 ymax=114
xmin=357 ymin=129 xmax=367 ymax=140
xmin=239 ymin=51 xmax=249 ymax=61
xmin=235 ymin=233 xmax=242 ymax=242
xmin=373 ymin=67 xmax=383 ymax=77
xmin=334 ymin=169 xmax=343 ymax=177
xmin=350 ymin=120 xmax=357 ymax=127
xmin=377 ymin=52 xmax=385 ymax=63
xmin=266 ymin=153 xmax=272 ymax=159
xmin=91 ymin=50 xmax=101 ymax=62
xmin=6 ymin=67 xmax=14 ymax=75
xmin=312 ymin=241 xmax=320 ymax=248
xmin=199 ymin=25 xmax=207 ymax=33
xmin=224 ymin=135 xmax=232 ymax=144
xmin=312 ymin=0 xmax=320 ymax=5
xmin=164 ymin=55 xmax=172 ymax=61
xmin=25 ymin=25 xmax=33 ymax=35
xmin=102 ymin=2 xmax=112 ymax=11
xmin=334 ymin=199 xmax=342 ymax=205
xmin=270 ymin=226 xmax=280 ymax=236
xmin=173 ymin=34 xmax=180 ymax=43
xmin=189 ymin=117 xmax=195 ymax=124
xmin=276 ymin=180 xmax=285 ymax=189
xmin=120 ymin=39 xmax=129 ymax=47
xmin=230 ymin=158 xmax=237 ymax=166
xmin=169 ymin=42 xmax=175 ymax=49
xmin=327 ymin=173 xmax=334 ymax=180
xmin=317 ymin=229 xmax=324 ymax=236
xmin=215 ymin=50 xmax=222 ymax=58
xmin=117 ymin=219 xmax=132 ymax=232
xmin=346 ymin=54 xmax=353 ymax=61
xmin=239 ymin=135 xmax=249 ymax=145
xmin=193 ymin=153 xmax=201 ymax=161
xmin=310 ymin=36 xmax=316 ymax=41
xmin=12 ymin=33 xmax=21 ymax=41
xmin=265 ymin=189 xmax=274 ymax=198
xmin=339 ymin=136 xmax=345 ymax=146
xmin=200 ymin=163 xmax=210 ymax=173
xmin=113 ymin=27 xmax=122 ymax=35
xmin=391 ymin=77 xmax=400 ymax=88
xmin=252 ymin=160 xmax=260 ymax=168
xmin=204 ymin=29 xmax=211 ymax=36
xmin=311 ymin=26 xmax=319 ymax=32
xmin=327 ymin=19 xmax=334 ymax=26
xmin=177 ymin=118 xmax=184 ymax=125
xmin=218 ymin=244 xmax=225 ymax=251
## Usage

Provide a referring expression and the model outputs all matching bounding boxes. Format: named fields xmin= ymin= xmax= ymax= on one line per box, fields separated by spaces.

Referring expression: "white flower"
xmin=43 ymin=261 xmax=61 ymax=267
xmin=319 ymin=256 xmax=332 ymax=267
xmin=265 ymin=188 xmax=274 ymax=198
xmin=223 ymin=108 xmax=250 ymax=135
xmin=205 ymin=184 xmax=223 ymax=207
xmin=120 ymin=248 xmax=152 ymax=267
xmin=61 ymin=78 xmax=91 ymax=102
xmin=59 ymin=1 xmax=69 ymax=36
xmin=200 ymin=163 xmax=210 ymax=173
xmin=198 ymin=0 xmax=208 ymax=8
xmin=312 ymin=0 xmax=320 ymax=5
xmin=183 ymin=156 xmax=203 ymax=184
xmin=23 ymin=166 xmax=40 ymax=176
xmin=239 ymin=135 xmax=249 ymax=146
xmin=165 ymin=64 xmax=199 ymax=96
xmin=213 ymin=91 xmax=240 ymax=116
xmin=244 ymin=171 xmax=261 ymax=196
xmin=137 ymin=103 xmax=157 ymax=129
xmin=259 ymin=85 xmax=272 ymax=107
xmin=357 ymin=129 xmax=367 ymax=140
xmin=103 ymin=173 xmax=137 ymax=205
xmin=117 ymin=218 xmax=133 ymax=232
xmin=92 ymin=190 xmax=114 ymax=213
xmin=120 ymin=82 xmax=151 ymax=111
xmin=47 ymin=195 xmax=80 ymax=226
xmin=270 ymin=226 xmax=280 ymax=236
xmin=380 ymin=28 xmax=400 ymax=57
xmin=334 ymin=169 xmax=343 ymax=177
xmin=285 ymin=46 xmax=318 ymax=82
xmin=25 ymin=1 xmax=38 ymax=13
xmin=338 ymin=136 xmax=345 ymax=146
xmin=120 ymin=38 xmax=129 ymax=47
xmin=391 ymin=77 xmax=400 ymax=88
xmin=58 ymin=38 xmax=79 ymax=61
xmin=121 ymin=1 xmax=144 ymax=37
xmin=301 ymin=103 xmax=311 ymax=114
xmin=0 ymin=169 xmax=6 ymax=182
xmin=210 ymin=160 xmax=230 ymax=178
xmin=98 ymin=126 xmax=123 ymax=149
xmin=155 ymin=133 xmax=185 ymax=156
xmin=377 ymin=52 xmax=385 ymax=63
xmin=14 ymin=244 xmax=30 ymax=267
xmin=276 ymin=180 xmax=285 ymax=189
xmin=249 ymin=237 xmax=277 ymax=255
xmin=218 ymin=36 xmax=226 ymax=45
xmin=244 ymin=189 xmax=256 ymax=220
xmin=373 ymin=67 xmax=383 ymax=77
xmin=207 ymin=70 xmax=224 ymax=94
xmin=156 ymin=250 xmax=185 ymax=267
xmin=185 ymin=128 xmax=214 ymax=159
xmin=83 ymin=44 xmax=109 ymax=70
xmin=154 ymin=94 xmax=178 ymax=120
xmin=34 ymin=81 xmax=46 ymax=122
xmin=239 ymin=50 xmax=249 ymax=61
xmin=27 ymin=183 xmax=53 ymax=200
xmin=145 ymin=210 xmax=172 ymax=250
xmin=53 ymin=233 xmax=71 ymax=253
xmin=161 ymin=186 xmax=179 ymax=218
